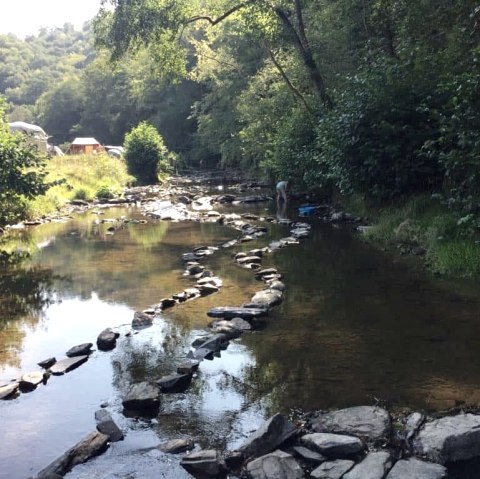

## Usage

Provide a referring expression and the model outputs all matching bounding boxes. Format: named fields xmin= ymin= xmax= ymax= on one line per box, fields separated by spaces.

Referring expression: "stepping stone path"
xmin=50 ymin=355 xmax=89 ymax=375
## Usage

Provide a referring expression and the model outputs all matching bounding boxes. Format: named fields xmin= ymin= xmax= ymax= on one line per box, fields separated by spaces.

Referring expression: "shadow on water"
xmin=1 ymin=202 xmax=480 ymax=477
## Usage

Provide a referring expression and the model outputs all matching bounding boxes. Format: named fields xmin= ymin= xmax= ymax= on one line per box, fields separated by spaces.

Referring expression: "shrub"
xmin=124 ymin=122 xmax=171 ymax=185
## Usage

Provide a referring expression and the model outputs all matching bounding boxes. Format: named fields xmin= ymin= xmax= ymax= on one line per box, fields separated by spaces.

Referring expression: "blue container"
xmin=298 ymin=206 xmax=316 ymax=216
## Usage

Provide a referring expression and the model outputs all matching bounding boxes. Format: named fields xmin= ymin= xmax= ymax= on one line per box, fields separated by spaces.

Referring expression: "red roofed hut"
xmin=67 ymin=137 xmax=105 ymax=155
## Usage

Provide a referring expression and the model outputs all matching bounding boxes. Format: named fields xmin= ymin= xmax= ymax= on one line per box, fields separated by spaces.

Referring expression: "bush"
xmin=124 ymin=122 xmax=171 ymax=185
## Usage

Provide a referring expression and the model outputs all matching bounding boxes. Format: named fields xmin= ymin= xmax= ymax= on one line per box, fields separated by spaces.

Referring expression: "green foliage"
xmin=124 ymin=122 xmax=171 ymax=184
xmin=0 ymin=98 xmax=49 ymax=225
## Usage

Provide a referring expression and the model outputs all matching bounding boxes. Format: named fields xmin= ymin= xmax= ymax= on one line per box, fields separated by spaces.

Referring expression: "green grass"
xmin=353 ymin=194 xmax=480 ymax=278
xmin=26 ymin=154 xmax=134 ymax=218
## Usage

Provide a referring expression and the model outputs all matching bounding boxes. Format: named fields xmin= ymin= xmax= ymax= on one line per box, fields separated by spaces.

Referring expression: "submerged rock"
xmin=94 ymin=409 xmax=124 ymax=442
xmin=246 ymin=450 xmax=304 ymax=479
xmin=239 ymin=413 xmax=298 ymax=459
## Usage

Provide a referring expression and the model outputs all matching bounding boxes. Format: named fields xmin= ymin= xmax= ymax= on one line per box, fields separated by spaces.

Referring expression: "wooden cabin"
xmin=67 ymin=137 xmax=104 ymax=155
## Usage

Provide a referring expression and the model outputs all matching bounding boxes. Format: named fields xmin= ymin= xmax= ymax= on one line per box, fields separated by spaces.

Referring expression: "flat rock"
xmin=97 ymin=328 xmax=120 ymax=351
xmin=239 ymin=413 xmax=298 ymax=459
xmin=210 ymin=320 xmax=244 ymax=338
xmin=343 ymin=451 xmax=393 ymax=479
xmin=50 ymin=355 xmax=89 ymax=375
xmin=246 ymin=450 xmax=304 ymax=479
xmin=157 ymin=373 xmax=192 ymax=393
xmin=122 ymin=382 xmax=160 ymax=411
xmin=0 ymin=382 xmax=19 ymax=399
xmin=132 ymin=311 xmax=154 ymax=328
xmin=312 ymin=406 xmax=391 ymax=442
xmin=207 ymin=307 xmax=269 ymax=320
xmin=301 ymin=433 xmax=364 ymax=457
xmin=385 ymin=458 xmax=447 ymax=479
xmin=192 ymin=333 xmax=229 ymax=352
xmin=236 ymin=255 xmax=262 ymax=265
xmin=94 ymin=409 xmax=124 ymax=442
xmin=159 ymin=438 xmax=195 ymax=454
xmin=198 ymin=284 xmax=219 ymax=295
xmin=413 ymin=413 xmax=480 ymax=463
xmin=187 ymin=347 xmax=214 ymax=361
xmin=19 ymin=371 xmax=46 ymax=391
xmin=36 ymin=431 xmax=109 ymax=478
xmin=310 ymin=459 xmax=354 ymax=479
xmin=66 ymin=343 xmax=93 ymax=357
xmin=38 ymin=357 xmax=56 ymax=369
xmin=292 ymin=446 xmax=326 ymax=464
xmin=180 ymin=449 xmax=226 ymax=477
xmin=254 ymin=268 xmax=278 ymax=279
xmin=244 ymin=289 xmax=283 ymax=308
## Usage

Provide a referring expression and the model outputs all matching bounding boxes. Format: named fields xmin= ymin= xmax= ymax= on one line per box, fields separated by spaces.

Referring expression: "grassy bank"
xmin=347 ymin=195 xmax=480 ymax=278
xmin=27 ymin=154 xmax=134 ymax=219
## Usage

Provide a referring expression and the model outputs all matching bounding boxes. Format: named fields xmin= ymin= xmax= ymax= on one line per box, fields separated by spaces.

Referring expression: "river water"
xmin=1 ymin=198 xmax=480 ymax=478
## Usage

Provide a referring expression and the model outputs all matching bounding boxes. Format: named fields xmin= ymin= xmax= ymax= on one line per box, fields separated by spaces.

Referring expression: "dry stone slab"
xmin=246 ymin=450 xmax=304 ymax=479
xmin=310 ymin=459 xmax=354 ymax=479
xmin=343 ymin=451 xmax=393 ymax=479
xmin=36 ymin=431 xmax=109 ymax=478
xmin=312 ymin=406 xmax=391 ymax=442
xmin=239 ymin=413 xmax=298 ymax=459
xmin=385 ymin=458 xmax=447 ymax=479
xmin=300 ymin=433 xmax=364 ymax=457
xmin=50 ymin=355 xmax=89 ymax=375
xmin=413 ymin=413 xmax=480 ymax=463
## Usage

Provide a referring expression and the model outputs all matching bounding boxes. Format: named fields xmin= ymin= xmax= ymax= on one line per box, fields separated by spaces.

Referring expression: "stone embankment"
xmin=1 ymin=176 xmax=476 ymax=478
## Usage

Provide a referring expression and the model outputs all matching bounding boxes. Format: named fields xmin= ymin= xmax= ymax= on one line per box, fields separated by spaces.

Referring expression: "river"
xmin=1 ymin=196 xmax=480 ymax=478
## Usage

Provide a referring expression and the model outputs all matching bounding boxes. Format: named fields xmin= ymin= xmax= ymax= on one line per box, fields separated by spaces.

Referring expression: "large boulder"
xmin=413 ymin=413 xmax=480 ymax=464
xmin=310 ymin=459 xmax=355 ymax=479
xmin=36 ymin=431 xmax=109 ymax=478
xmin=312 ymin=406 xmax=391 ymax=442
xmin=122 ymin=382 xmax=160 ymax=412
xmin=246 ymin=450 xmax=304 ymax=479
xmin=343 ymin=451 xmax=393 ymax=479
xmin=180 ymin=449 xmax=226 ymax=477
xmin=385 ymin=458 xmax=447 ymax=479
xmin=239 ymin=413 xmax=298 ymax=459
xmin=300 ymin=433 xmax=364 ymax=457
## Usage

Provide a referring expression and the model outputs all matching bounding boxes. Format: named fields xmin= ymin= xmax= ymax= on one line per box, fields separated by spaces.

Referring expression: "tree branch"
xmin=186 ymin=1 xmax=255 ymax=26
xmin=268 ymin=49 xmax=314 ymax=115
xmin=293 ymin=0 xmax=310 ymax=50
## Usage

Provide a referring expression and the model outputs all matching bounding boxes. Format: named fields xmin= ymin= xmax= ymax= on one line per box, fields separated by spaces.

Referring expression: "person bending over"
xmin=276 ymin=180 xmax=288 ymax=203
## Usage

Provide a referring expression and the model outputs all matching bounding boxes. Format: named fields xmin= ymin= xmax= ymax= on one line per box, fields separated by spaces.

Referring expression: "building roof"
xmin=70 ymin=137 xmax=102 ymax=146
xmin=9 ymin=121 xmax=49 ymax=139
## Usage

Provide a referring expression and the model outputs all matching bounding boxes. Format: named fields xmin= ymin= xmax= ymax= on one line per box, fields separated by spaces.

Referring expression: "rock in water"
xmin=36 ymin=431 xmax=109 ymax=478
xmin=157 ymin=373 xmax=192 ymax=393
xmin=38 ymin=357 xmax=56 ymax=369
xmin=239 ymin=413 xmax=298 ymax=459
xmin=94 ymin=409 xmax=124 ymax=442
xmin=0 ymin=382 xmax=19 ymax=399
xmin=207 ymin=307 xmax=269 ymax=320
xmin=159 ymin=438 xmax=194 ymax=454
xmin=66 ymin=343 xmax=93 ymax=357
xmin=122 ymin=382 xmax=160 ymax=412
xmin=132 ymin=311 xmax=154 ymax=328
xmin=97 ymin=328 xmax=120 ymax=351
xmin=180 ymin=450 xmax=226 ymax=477
xmin=19 ymin=371 xmax=46 ymax=392
xmin=50 ymin=356 xmax=89 ymax=375
xmin=244 ymin=289 xmax=283 ymax=308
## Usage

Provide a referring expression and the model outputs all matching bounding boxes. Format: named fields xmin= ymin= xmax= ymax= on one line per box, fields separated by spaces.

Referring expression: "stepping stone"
xmin=311 ymin=459 xmax=355 ymax=479
xmin=187 ymin=348 xmax=214 ymax=361
xmin=207 ymin=307 xmax=269 ymax=320
xmin=236 ymin=255 xmax=262 ymax=264
xmin=180 ymin=449 xmax=226 ymax=477
xmin=244 ymin=289 xmax=283 ymax=308
xmin=50 ymin=355 xmax=89 ymax=375
xmin=97 ymin=328 xmax=120 ymax=351
xmin=160 ymin=298 xmax=176 ymax=309
xmin=0 ymin=382 xmax=19 ymax=399
xmin=254 ymin=268 xmax=278 ymax=279
xmin=38 ymin=357 xmax=56 ymax=369
xmin=301 ymin=433 xmax=364 ymax=457
xmin=66 ymin=343 xmax=93 ymax=357
xmin=132 ymin=311 xmax=154 ymax=328
xmin=122 ymin=382 xmax=160 ymax=411
xmin=94 ymin=409 xmax=124 ymax=442
xmin=19 ymin=371 xmax=47 ymax=392
xmin=198 ymin=284 xmax=219 ymax=295
xmin=246 ymin=450 xmax=303 ymax=479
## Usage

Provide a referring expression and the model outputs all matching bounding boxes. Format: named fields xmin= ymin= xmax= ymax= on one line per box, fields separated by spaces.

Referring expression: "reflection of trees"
xmin=127 ymin=221 xmax=169 ymax=248
xmin=0 ymin=265 xmax=57 ymax=369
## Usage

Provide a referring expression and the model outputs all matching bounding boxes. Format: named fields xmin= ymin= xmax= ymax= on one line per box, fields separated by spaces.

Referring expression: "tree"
xmin=124 ymin=121 xmax=170 ymax=184
xmin=0 ymin=97 xmax=49 ymax=225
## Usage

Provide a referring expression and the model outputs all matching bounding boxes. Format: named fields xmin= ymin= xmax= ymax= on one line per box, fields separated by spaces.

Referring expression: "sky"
xmin=0 ymin=0 xmax=104 ymax=38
